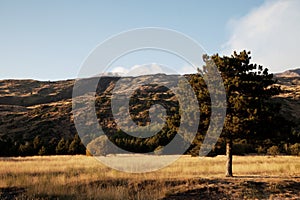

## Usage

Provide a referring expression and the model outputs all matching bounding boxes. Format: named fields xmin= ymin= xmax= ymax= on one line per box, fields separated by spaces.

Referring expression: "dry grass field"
xmin=0 ymin=155 xmax=299 ymax=199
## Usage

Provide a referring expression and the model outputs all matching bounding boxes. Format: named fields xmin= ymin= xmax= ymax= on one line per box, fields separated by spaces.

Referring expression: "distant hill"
xmin=0 ymin=72 xmax=299 ymax=156
xmin=275 ymin=68 xmax=300 ymax=78
xmin=272 ymin=76 xmax=300 ymax=132
xmin=272 ymin=69 xmax=300 ymax=130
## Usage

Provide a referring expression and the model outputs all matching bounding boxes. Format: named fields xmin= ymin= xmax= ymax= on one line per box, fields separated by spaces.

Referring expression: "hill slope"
xmin=0 ymin=73 xmax=299 ymax=156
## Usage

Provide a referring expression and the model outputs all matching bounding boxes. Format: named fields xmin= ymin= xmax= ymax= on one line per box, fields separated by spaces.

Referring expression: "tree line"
xmin=0 ymin=134 xmax=85 ymax=156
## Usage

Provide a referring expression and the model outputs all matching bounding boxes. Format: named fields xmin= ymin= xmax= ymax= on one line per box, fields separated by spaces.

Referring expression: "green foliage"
xmin=86 ymin=135 xmax=118 ymax=156
xmin=199 ymin=50 xmax=282 ymax=176
xmin=203 ymin=50 xmax=279 ymax=140
xmin=68 ymin=134 xmax=86 ymax=155
xmin=0 ymin=51 xmax=299 ymax=157
xmin=187 ymin=50 xmax=285 ymax=159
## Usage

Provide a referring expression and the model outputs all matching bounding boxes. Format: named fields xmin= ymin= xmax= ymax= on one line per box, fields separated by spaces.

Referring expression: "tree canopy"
xmin=200 ymin=50 xmax=281 ymax=176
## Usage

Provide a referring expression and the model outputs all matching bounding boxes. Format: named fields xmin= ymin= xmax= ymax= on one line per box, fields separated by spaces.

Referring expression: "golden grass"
xmin=0 ymin=155 xmax=299 ymax=199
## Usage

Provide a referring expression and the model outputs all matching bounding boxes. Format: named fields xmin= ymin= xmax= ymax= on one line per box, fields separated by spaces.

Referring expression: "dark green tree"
xmin=38 ymin=146 xmax=47 ymax=156
xmin=19 ymin=141 xmax=34 ymax=156
xmin=55 ymin=138 xmax=69 ymax=155
xmin=33 ymin=135 xmax=42 ymax=152
xmin=68 ymin=134 xmax=86 ymax=155
xmin=202 ymin=50 xmax=279 ymax=177
xmin=186 ymin=73 xmax=212 ymax=156
xmin=47 ymin=138 xmax=59 ymax=155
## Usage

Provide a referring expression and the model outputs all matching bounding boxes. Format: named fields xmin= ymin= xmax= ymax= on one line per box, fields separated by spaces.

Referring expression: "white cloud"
xmin=111 ymin=66 xmax=129 ymax=75
xmin=111 ymin=63 xmax=197 ymax=76
xmin=222 ymin=0 xmax=300 ymax=72
xmin=176 ymin=65 xmax=198 ymax=75
xmin=129 ymin=63 xmax=176 ymax=76
xmin=111 ymin=63 xmax=195 ymax=76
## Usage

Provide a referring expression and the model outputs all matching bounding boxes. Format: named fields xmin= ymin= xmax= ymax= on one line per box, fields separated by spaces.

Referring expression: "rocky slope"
xmin=275 ymin=68 xmax=300 ymax=78
xmin=0 ymin=75 xmax=178 ymax=146
xmin=273 ymin=73 xmax=300 ymax=131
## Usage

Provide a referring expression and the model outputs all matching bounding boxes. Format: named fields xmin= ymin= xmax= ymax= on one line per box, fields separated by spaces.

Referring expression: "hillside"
xmin=274 ymin=68 xmax=300 ymax=129
xmin=0 ymin=72 xmax=299 ymax=156
xmin=275 ymin=68 xmax=300 ymax=78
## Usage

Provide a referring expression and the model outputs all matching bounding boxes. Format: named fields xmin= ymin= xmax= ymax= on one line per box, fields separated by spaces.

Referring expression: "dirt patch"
xmin=161 ymin=178 xmax=300 ymax=200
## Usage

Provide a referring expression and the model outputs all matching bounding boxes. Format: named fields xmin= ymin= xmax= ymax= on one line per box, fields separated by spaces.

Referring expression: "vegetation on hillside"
xmin=0 ymin=51 xmax=299 ymax=158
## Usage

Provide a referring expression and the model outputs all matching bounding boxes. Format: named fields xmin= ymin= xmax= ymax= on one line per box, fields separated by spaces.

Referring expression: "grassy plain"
xmin=0 ymin=155 xmax=299 ymax=199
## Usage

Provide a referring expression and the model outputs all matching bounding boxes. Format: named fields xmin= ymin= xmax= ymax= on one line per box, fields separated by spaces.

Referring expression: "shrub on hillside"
xmin=256 ymin=146 xmax=266 ymax=155
xmin=19 ymin=142 xmax=34 ymax=156
xmin=38 ymin=146 xmax=47 ymax=155
xmin=55 ymin=138 xmax=69 ymax=155
xmin=86 ymin=135 xmax=119 ymax=156
xmin=267 ymin=146 xmax=280 ymax=156
xmin=289 ymin=143 xmax=300 ymax=156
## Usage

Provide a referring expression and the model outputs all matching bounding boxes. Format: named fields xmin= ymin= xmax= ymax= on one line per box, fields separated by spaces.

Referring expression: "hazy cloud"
xmin=111 ymin=63 xmax=195 ymax=76
xmin=222 ymin=0 xmax=300 ymax=72
xmin=111 ymin=66 xmax=129 ymax=75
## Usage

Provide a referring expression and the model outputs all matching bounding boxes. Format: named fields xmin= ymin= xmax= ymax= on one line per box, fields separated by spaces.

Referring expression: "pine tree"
xmin=38 ymin=146 xmax=47 ymax=156
xmin=19 ymin=141 xmax=34 ymax=156
xmin=68 ymin=134 xmax=86 ymax=155
xmin=56 ymin=138 xmax=68 ymax=155
xmin=202 ymin=50 xmax=279 ymax=177
xmin=33 ymin=135 xmax=42 ymax=152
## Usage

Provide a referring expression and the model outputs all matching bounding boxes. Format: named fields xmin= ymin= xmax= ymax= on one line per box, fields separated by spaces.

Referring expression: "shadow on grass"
xmin=29 ymin=194 xmax=77 ymax=200
xmin=233 ymin=175 xmax=300 ymax=179
xmin=0 ymin=187 xmax=26 ymax=200
xmin=4 ymin=177 xmax=297 ymax=199
xmin=160 ymin=178 xmax=300 ymax=200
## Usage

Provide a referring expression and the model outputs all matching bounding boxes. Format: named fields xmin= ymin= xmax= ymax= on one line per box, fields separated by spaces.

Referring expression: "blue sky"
xmin=1 ymin=0 xmax=299 ymax=80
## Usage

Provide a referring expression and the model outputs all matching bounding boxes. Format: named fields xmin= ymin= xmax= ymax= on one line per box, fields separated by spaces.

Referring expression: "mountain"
xmin=272 ymin=76 xmax=300 ymax=131
xmin=0 ymin=72 xmax=299 ymax=156
xmin=0 ymin=76 xmax=120 ymax=142
xmin=0 ymin=74 xmax=181 ymax=155
xmin=272 ymin=69 xmax=300 ymax=129
xmin=275 ymin=68 xmax=300 ymax=78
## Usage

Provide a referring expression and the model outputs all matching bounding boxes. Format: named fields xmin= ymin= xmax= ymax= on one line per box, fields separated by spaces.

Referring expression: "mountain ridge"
xmin=275 ymin=68 xmax=300 ymax=78
xmin=0 ymin=71 xmax=299 ymax=156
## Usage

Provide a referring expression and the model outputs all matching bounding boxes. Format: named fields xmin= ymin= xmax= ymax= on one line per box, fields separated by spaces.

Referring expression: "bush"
xmin=256 ymin=146 xmax=266 ymax=154
xmin=38 ymin=146 xmax=46 ymax=156
xmin=55 ymin=138 xmax=69 ymax=155
xmin=86 ymin=135 xmax=119 ymax=156
xmin=267 ymin=146 xmax=280 ymax=156
xmin=68 ymin=134 xmax=86 ymax=155
xmin=19 ymin=142 xmax=34 ymax=156
xmin=289 ymin=143 xmax=300 ymax=156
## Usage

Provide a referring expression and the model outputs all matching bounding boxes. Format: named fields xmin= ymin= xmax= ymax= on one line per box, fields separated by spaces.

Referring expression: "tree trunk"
xmin=225 ymin=138 xmax=233 ymax=177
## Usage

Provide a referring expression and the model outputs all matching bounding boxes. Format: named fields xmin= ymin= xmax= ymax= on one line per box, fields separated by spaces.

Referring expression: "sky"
xmin=0 ymin=0 xmax=299 ymax=80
